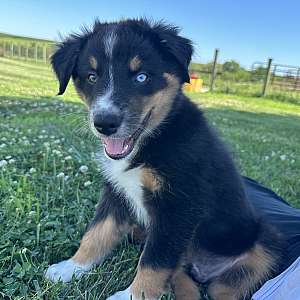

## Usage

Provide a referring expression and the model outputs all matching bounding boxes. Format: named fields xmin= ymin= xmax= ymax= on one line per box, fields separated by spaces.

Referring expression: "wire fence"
xmin=0 ymin=35 xmax=54 ymax=63
xmin=252 ymin=62 xmax=300 ymax=92
xmin=1 ymin=33 xmax=300 ymax=103
xmin=189 ymin=50 xmax=300 ymax=103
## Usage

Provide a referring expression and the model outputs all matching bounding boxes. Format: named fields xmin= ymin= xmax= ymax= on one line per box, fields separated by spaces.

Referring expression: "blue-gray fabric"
xmin=244 ymin=177 xmax=300 ymax=299
xmin=244 ymin=177 xmax=300 ymax=269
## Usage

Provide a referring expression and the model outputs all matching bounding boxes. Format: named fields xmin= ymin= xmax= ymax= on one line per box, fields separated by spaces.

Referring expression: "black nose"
xmin=93 ymin=111 xmax=123 ymax=136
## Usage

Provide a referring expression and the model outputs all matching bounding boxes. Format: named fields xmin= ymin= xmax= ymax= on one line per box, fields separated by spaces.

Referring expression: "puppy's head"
xmin=51 ymin=19 xmax=193 ymax=160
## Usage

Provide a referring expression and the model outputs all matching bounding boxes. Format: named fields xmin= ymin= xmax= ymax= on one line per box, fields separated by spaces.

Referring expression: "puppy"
xmin=45 ymin=19 xmax=283 ymax=300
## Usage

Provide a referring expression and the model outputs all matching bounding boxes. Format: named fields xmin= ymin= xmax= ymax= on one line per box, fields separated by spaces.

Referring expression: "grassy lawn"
xmin=0 ymin=57 xmax=300 ymax=299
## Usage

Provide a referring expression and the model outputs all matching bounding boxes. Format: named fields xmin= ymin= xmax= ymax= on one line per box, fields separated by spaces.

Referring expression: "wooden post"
xmin=210 ymin=48 xmax=219 ymax=92
xmin=3 ymin=43 xmax=6 ymax=57
xmin=25 ymin=46 xmax=29 ymax=60
xmin=262 ymin=58 xmax=273 ymax=97
xmin=10 ymin=43 xmax=14 ymax=57
xmin=295 ymin=68 xmax=300 ymax=91
xmin=43 ymin=46 xmax=47 ymax=63
xmin=34 ymin=44 xmax=38 ymax=61
xmin=0 ymin=42 xmax=3 ymax=57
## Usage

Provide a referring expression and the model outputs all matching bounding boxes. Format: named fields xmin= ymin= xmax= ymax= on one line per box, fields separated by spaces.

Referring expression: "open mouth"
xmin=100 ymin=108 xmax=153 ymax=160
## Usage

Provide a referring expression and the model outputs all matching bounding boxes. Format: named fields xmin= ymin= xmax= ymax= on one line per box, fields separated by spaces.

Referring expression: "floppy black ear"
xmin=51 ymin=33 xmax=87 ymax=95
xmin=152 ymin=22 xmax=193 ymax=83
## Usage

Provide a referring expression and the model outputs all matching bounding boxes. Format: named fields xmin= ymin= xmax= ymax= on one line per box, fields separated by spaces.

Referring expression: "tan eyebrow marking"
xmin=129 ymin=55 xmax=142 ymax=71
xmin=89 ymin=56 xmax=98 ymax=70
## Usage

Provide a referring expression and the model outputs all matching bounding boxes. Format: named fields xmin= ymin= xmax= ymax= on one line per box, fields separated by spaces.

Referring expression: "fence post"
xmin=34 ymin=44 xmax=38 ymax=61
xmin=210 ymin=48 xmax=219 ymax=92
xmin=43 ymin=46 xmax=47 ymax=63
xmin=262 ymin=58 xmax=273 ymax=97
xmin=294 ymin=68 xmax=300 ymax=91
xmin=0 ymin=42 xmax=3 ymax=57
xmin=25 ymin=46 xmax=29 ymax=60
xmin=10 ymin=44 xmax=14 ymax=57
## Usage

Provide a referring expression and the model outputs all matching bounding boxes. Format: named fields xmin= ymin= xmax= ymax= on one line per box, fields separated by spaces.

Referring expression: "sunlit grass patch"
xmin=0 ymin=57 xmax=300 ymax=299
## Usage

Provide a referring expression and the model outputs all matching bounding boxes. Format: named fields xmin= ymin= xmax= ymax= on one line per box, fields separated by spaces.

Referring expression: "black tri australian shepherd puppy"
xmin=45 ymin=19 xmax=283 ymax=300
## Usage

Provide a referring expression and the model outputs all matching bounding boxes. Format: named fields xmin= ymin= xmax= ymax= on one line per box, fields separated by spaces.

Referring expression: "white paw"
xmin=45 ymin=259 xmax=91 ymax=283
xmin=107 ymin=287 xmax=133 ymax=300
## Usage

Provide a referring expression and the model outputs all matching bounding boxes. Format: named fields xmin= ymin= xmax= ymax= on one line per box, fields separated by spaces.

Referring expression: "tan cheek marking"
xmin=73 ymin=78 xmax=88 ymax=104
xmin=141 ymin=167 xmax=163 ymax=193
xmin=129 ymin=55 xmax=141 ymax=72
xmin=131 ymin=267 xmax=171 ymax=299
xmin=75 ymin=86 xmax=87 ymax=103
xmin=72 ymin=216 xmax=130 ymax=265
xmin=89 ymin=56 xmax=98 ymax=70
xmin=142 ymin=73 xmax=180 ymax=130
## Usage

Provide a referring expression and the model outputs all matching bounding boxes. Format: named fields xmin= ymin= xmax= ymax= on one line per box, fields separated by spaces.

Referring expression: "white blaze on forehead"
xmin=92 ymin=30 xmax=117 ymax=115
xmin=104 ymin=30 xmax=117 ymax=58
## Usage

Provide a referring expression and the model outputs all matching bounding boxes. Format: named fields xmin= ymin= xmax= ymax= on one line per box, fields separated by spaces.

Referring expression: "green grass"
xmin=0 ymin=57 xmax=300 ymax=299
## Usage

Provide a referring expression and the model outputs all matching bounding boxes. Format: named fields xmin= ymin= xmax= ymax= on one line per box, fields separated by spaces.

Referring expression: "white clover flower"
xmin=64 ymin=175 xmax=70 ymax=181
xmin=43 ymin=142 xmax=50 ymax=147
xmin=291 ymin=159 xmax=295 ymax=164
xmin=29 ymin=168 xmax=36 ymax=174
xmin=271 ymin=151 xmax=276 ymax=157
xmin=0 ymin=143 xmax=6 ymax=148
xmin=84 ymin=181 xmax=92 ymax=187
xmin=0 ymin=160 xmax=8 ymax=168
xmin=280 ymin=155 xmax=286 ymax=161
xmin=65 ymin=156 xmax=72 ymax=160
xmin=264 ymin=156 xmax=269 ymax=161
xmin=56 ymin=172 xmax=65 ymax=178
xmin=52 ymin=150 xmax=62 ymax=156
xmin=79 ymin=165 xmax=88 ymax=173
xmin=28 ymin=211 xmax=36 ymax=217
xmin=5 ymin=155 xmax=12 ymax=159
xmin=8 ymin=159 xmax=16 ymax=164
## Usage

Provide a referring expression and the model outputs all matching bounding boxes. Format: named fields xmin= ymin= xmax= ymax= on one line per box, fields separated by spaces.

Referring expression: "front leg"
xmin=108 ymin=202 xmax=195 ymax=300
xmin=45 ymin=183 xmax=132 ymax=282
xmin=108 ymin=225 xmax=189 ymax=300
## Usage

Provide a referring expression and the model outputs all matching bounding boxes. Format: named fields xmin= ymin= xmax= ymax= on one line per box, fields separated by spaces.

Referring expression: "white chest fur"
xmin=100 ymin=155 xmax=149 ymax=227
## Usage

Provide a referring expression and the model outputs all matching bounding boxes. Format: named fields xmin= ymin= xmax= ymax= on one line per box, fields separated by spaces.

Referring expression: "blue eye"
xmin=135 ymin=73 xmax=148 ymax=83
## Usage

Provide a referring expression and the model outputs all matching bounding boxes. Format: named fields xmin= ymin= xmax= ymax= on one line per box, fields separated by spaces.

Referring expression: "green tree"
xmin=223 ymin=60 xmax=241 ymax=73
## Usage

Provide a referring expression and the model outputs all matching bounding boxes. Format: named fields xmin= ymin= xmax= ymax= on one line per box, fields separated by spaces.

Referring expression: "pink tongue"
xmin=102 ymin=138 xmax=128 ymax=156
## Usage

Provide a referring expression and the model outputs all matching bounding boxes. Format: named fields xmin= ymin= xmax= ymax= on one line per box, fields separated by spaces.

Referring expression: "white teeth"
xmin=120 ymin=144 xmax=129 ymax=155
